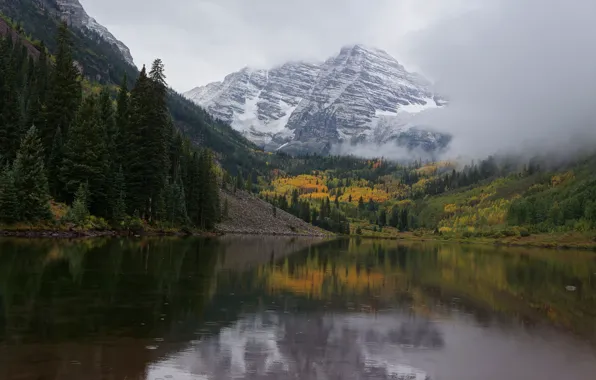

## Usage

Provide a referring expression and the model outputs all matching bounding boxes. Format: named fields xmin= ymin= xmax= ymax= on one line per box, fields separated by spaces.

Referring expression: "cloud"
xmin=79 ymin=0 xmax=467 ymax=91
xmin=331 ymin=142 xmax=438 ymax=162
xmin=402 ymin=0 xmax=596 ymax=159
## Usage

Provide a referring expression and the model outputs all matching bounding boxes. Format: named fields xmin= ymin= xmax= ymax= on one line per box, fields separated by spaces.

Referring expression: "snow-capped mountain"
xmin=55 ymin=0 xmax=135 ymax=66
xmin=184 ymin=44 xmax=448 ymax=154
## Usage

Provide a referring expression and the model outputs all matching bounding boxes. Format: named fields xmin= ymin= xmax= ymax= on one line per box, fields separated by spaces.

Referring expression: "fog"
xmin=402 ymin=0 xmax=596 ymax=160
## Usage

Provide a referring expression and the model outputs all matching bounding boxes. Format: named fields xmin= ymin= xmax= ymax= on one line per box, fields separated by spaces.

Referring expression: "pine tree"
xmin=0 ymin=166 xmax=19 ymax=223
xmin=99 ymin=87 xmax=116 ymax=150
xmin=164 ymin=178 xmax=188 ymax=226
xmin=198 ymin=149 xmax=220 ymax=229
xmin=68 ymin=182 xmax=90 ymax=225
xmin=124 ymin=66 xmax=150 ymax=216
xmin=111 ymin=165 xmax=127 ymax=223
xmin=291 ymin=189 xmax=300 ymax=215
xmin=115 ymin=74 xmax=129 ymax=163
xmin=60 ymin=96 xmax=109 ymax=215
xmin=185 ymin=151 xmax=201 ymax=224
xmin=13 ymin=126 xmax=51 ymax=221
xmin=146 ymin=59 xmax=170 ymax=219
xmin=125 ymin=62 xmax=170 ymax=219
xmin=43 ymin=22 xmax=81 ymax=154
xmin=0 ymin=40 xmax=22 ymax=162
xmin=32 ymin=41 xmax=49 ymax=119
xmin=48 ymin=127 xmax=63 ymax=198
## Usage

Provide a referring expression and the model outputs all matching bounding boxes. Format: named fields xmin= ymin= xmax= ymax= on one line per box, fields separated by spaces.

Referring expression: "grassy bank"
xmin=350 ymin=223 xmax=596 ymax=251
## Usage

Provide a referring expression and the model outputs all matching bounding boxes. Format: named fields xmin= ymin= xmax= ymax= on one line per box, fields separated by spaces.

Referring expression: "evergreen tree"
xmin=48 ymin=127 xmax=63 ymax=198
xmin=358 ymin=196 xmax=365 ymax=210
xmin=124 ymin=66 xmax=152 ymax=216
xmin=67 ymin=182 xmax=90 ymax=225
xmin=185 ymin=152 xmax=201 ymax=224
xmin=378 ymin=208 xmax=387 ymax=227
xmin=164 ymin=178 xmax=188 ymax=226
xmin=115 ymin=73 xmax=129 ymax=163
xmin=13 ymin=126 xmax=51 ymax=221
xmin=0 ymin=40 xmax=21 ymax=161
xmin=367 ymin=198 xmax=376 ymax=212
xmin=291 ymin=189 xmax=300 ymax=215
xmin=60 ymin=96 xmax=109 ymax=215
xmin=26 ymin=41 xmax=49 ymax=130
xmin=43 ymin=22 xmax=81 ymax=153
xmin=197 ymin=149 xmax=220 ymax=229
xmin=125 ymin=62 xmax=170 ymax=219
xmin=99 ymin=87 xmax=116 ymax=150
xmin=111 ymin=165 xmax=127 ymax=222
xmin=299 ymin=201 xmax=311 ymax=223
xmin=146 ymin=59 xmax=170 ymax=217
xmin=0 ymin=166 xmax=19 ymax=223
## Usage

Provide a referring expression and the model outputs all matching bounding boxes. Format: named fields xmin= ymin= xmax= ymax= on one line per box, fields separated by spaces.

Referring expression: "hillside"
xmin=0 ymin=3 xmax=261 ymax=175
xmin=242 ymin=152 xmax=596 ymax=247
xmin=217 ymin=190 xmax=328 ymax=236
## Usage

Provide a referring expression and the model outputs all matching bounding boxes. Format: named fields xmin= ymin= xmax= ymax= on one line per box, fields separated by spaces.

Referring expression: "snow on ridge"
xmin=183 ymin=44 xmax=445 ymax=152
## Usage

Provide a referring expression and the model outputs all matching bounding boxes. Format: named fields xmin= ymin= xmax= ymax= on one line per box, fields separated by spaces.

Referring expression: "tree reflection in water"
xmin=0 ymin=237 xmax=595 ymax=380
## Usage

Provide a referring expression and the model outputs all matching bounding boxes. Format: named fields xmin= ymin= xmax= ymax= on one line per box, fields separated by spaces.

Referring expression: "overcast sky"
xmin=80 ymin=0 xmax=596 ymax=159
xmin=79 ymin=0 xmax=471 ymax=92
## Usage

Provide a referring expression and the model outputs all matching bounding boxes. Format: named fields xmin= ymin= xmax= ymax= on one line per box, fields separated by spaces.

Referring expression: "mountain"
xmin=184 ymin=45 xmax=448 ymax=155
xmin=0 ymin=0 xmax=137 ymax=84
xmin=53 ymin=0 xmax=134 ymax=66
xmin=0 ymin=0 xmax=262 ymax=175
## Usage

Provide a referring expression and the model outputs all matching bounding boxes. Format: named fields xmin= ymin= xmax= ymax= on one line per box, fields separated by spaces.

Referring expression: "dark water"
xmin=0 ymin=237 xmax=595 ymax=380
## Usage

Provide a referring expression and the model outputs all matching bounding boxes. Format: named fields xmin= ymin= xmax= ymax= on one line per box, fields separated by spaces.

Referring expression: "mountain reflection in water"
xmin=0 ymin=236 xmax=595 ymax=380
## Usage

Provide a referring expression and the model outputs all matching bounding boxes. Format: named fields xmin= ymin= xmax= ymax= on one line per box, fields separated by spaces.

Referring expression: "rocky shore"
xmin=0 ymin=191 xmax=330 ymax=239
xmin=216 ymin=190 xmax=329 ymax=237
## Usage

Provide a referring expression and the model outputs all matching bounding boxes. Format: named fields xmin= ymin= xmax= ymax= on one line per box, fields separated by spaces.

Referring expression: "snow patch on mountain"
xmin=184 ymin=45 xmax=447 ymax=154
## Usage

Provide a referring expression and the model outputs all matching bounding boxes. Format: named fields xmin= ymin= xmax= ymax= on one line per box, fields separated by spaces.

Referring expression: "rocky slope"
xmin=55 ymin=0 xmax=134 ymax=65
xmin=0 ymin=0 xmax=134 ymax=67
xmin=217 ymin=190 xmax=328 ymax=236
xmin=185 ymin=45 xmax=448 ymax=155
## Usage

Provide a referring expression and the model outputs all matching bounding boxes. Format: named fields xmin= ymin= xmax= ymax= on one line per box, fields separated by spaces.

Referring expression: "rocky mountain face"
xmin=0 ymin=0 xmax=134 ymax=67
xmin=185 ymin=45 xmax=448 ymax=155
xmin=54 ymin=0 xmax=134 ymax=66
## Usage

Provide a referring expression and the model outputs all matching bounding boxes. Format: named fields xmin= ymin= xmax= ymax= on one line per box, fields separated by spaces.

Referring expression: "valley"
xmin=1 ymin=1 xmax=596 ymax=380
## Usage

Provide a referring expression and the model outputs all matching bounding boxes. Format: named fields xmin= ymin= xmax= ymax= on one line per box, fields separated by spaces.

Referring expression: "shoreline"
xmin=2 ymin=228 xmax=595 ymax=251
xmin=353 ymin=231 xmax=596 ymax=251
xmin=0 ymin=227 xmax=329 ymax=239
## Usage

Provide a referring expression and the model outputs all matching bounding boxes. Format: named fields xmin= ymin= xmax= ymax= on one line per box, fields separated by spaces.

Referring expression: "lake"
xmin=0 ymin=236 xmax=595 ymax=380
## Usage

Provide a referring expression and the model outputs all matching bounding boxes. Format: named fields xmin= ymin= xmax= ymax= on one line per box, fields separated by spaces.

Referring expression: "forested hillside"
xmin=0 ymin=4 xmax=261 ymax=176
xmin=237 ymin=152 xmax=596 ymax=245
xmin=0 ymin=22 xmax=221 ymax=231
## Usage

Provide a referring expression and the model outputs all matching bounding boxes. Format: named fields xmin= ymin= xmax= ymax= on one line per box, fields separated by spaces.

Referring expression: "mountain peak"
xmin=340 ymin=44 xmax=387 ymax=54
xmin=184 ymin=46 xmax=445 ymax=155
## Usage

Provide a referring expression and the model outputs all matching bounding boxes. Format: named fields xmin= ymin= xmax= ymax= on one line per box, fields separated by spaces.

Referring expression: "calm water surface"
xmin=0 ymin=236 xmax=595 ymax=380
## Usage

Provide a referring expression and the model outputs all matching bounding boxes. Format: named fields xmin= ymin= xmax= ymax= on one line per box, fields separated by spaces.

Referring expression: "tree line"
xmin=0 ymin=23 xmax=220 ymax=229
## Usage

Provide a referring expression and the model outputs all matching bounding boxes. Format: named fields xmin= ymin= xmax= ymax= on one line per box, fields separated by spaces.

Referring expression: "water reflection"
xmin=0 ymin=237 xmax=595 ymax=380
